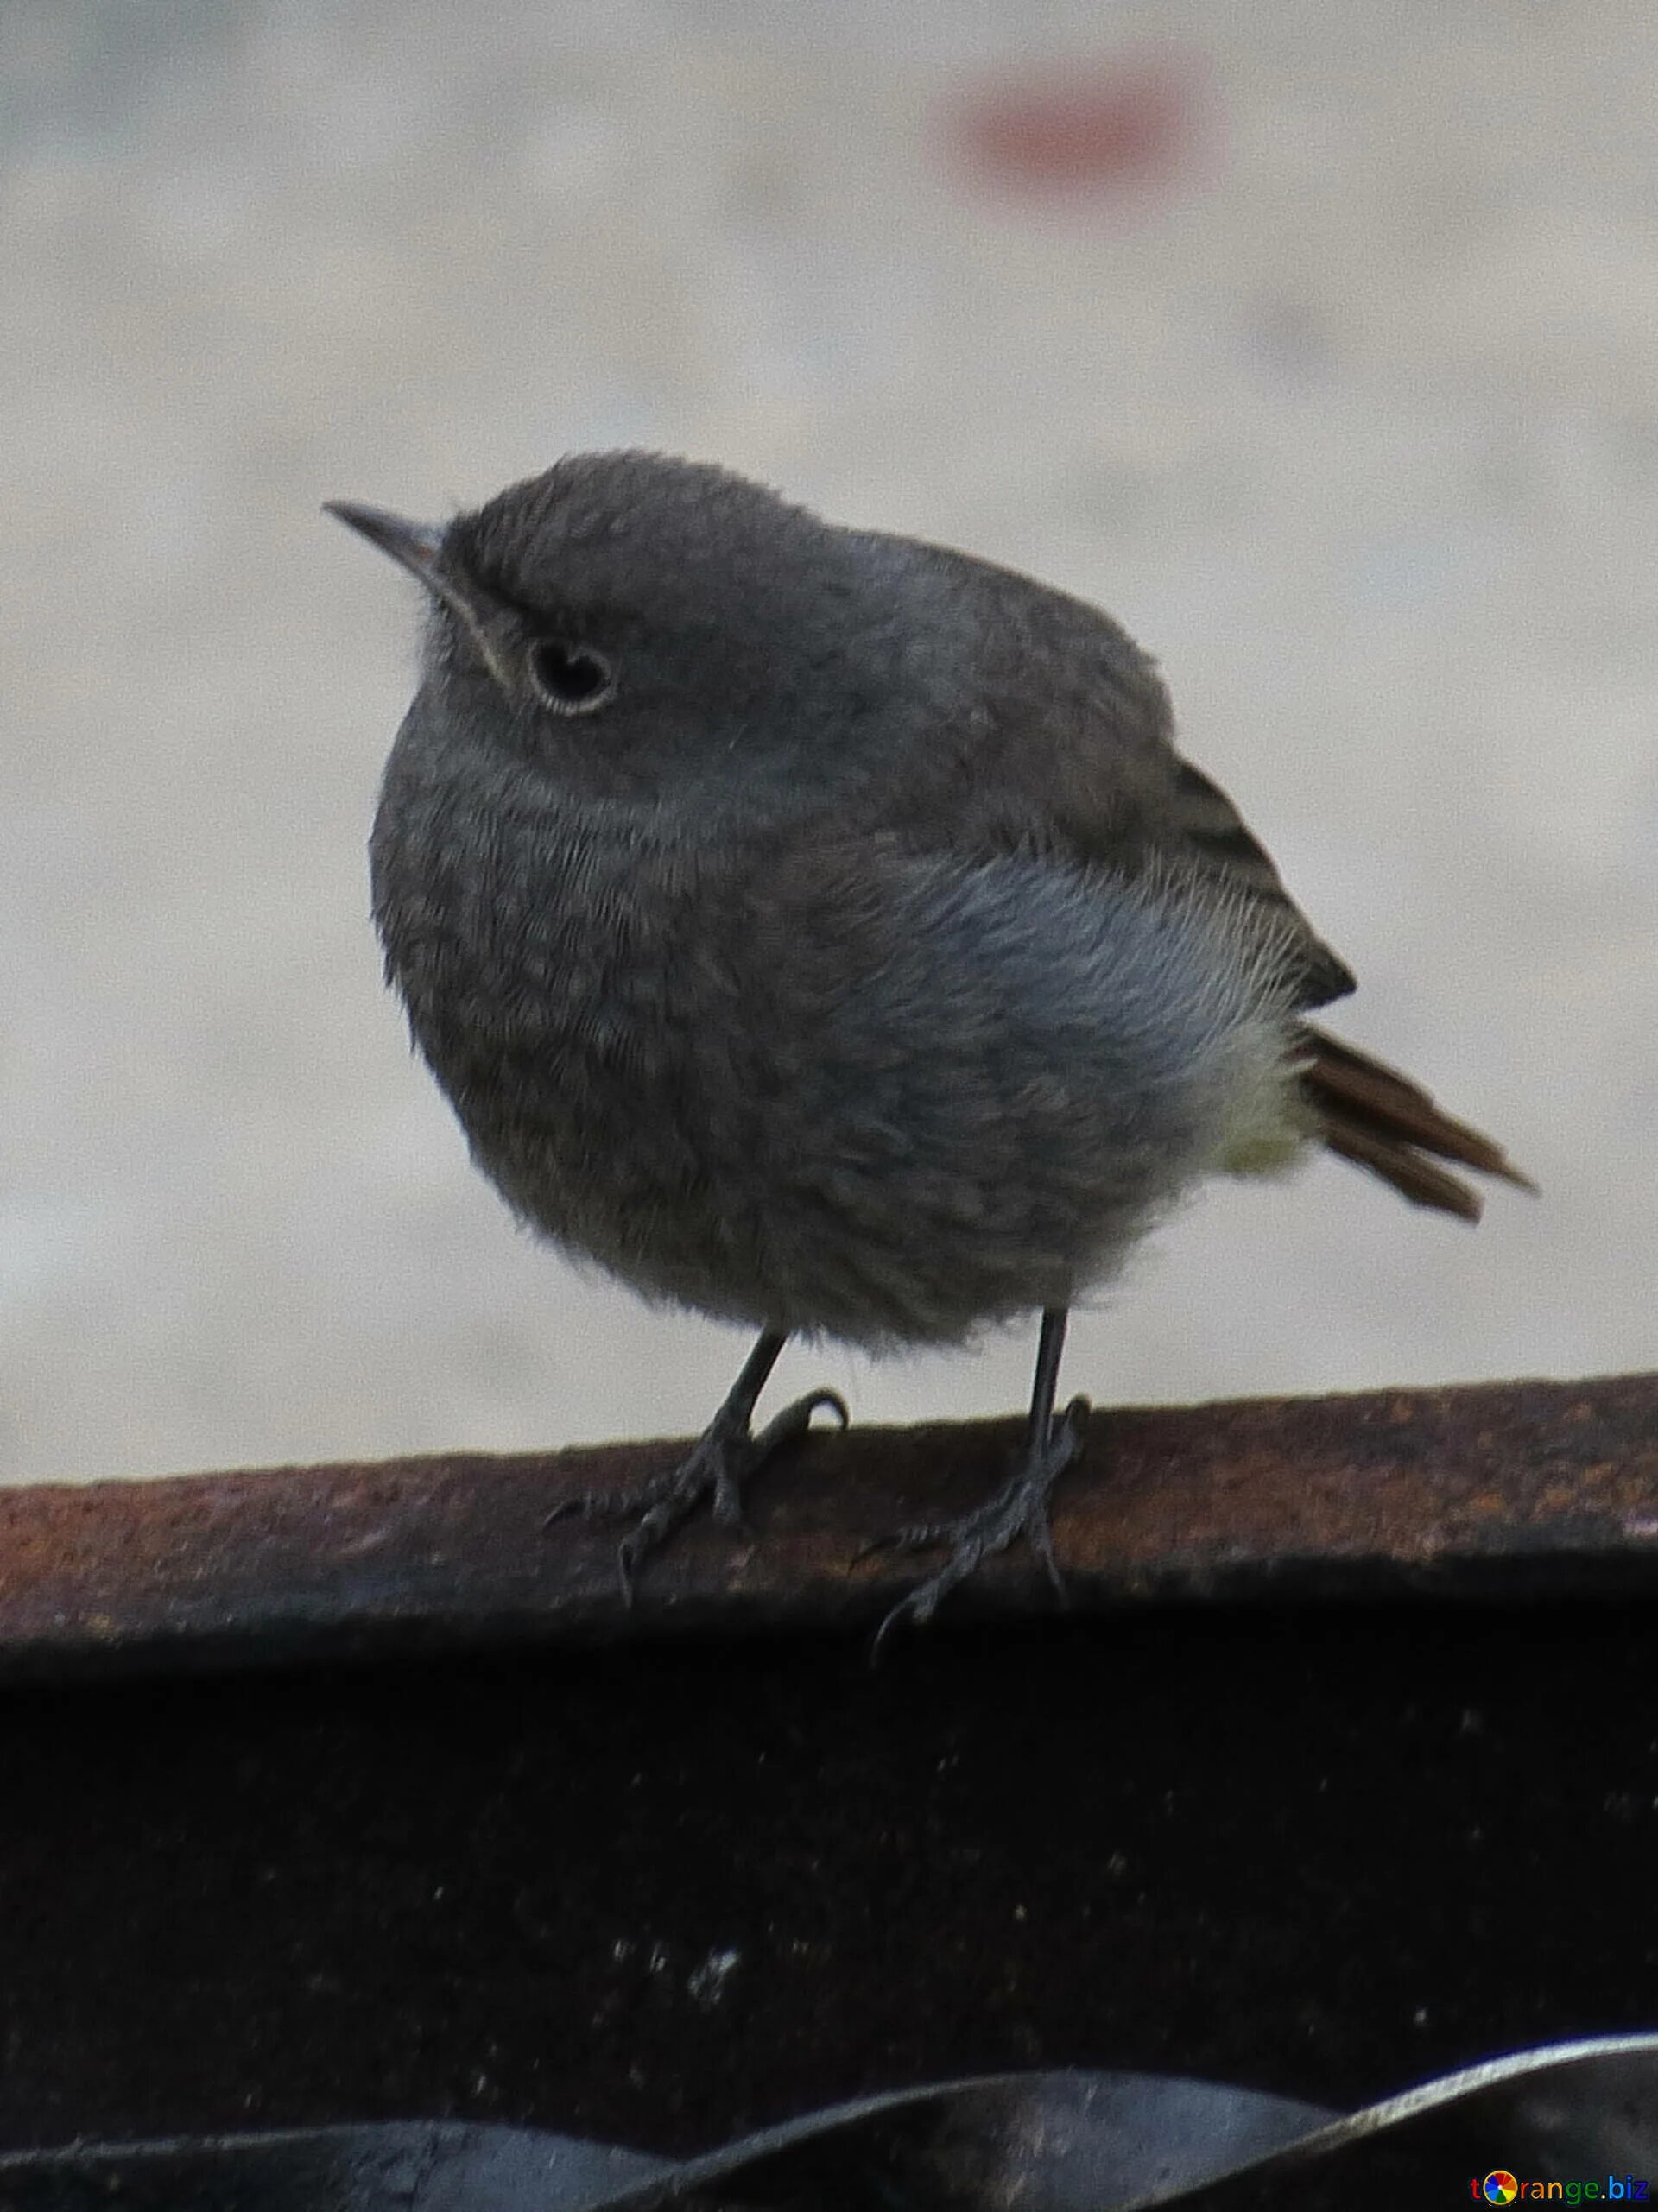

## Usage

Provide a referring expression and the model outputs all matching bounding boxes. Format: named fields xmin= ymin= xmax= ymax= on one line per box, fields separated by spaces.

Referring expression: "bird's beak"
xmin=326 ymin=498 xmax=519 ymax=692
xmin=324 ymin=501 xmax=448 ymax=591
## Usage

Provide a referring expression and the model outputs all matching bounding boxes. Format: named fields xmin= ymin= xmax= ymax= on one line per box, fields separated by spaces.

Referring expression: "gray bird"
xmin=328 ymin=452 xmax=1529 ymax=1643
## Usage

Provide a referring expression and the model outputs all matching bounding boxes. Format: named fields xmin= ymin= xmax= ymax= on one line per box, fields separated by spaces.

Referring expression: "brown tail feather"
xmin=1298 ymin=1025 xmax=1535 ymax=1222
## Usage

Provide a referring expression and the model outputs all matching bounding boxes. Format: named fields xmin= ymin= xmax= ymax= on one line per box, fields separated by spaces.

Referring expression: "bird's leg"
xmin=545 ymin=1329 xmax=847 ymax=1603
xmin=870 ymin=1308 xmax=1088 ymax=1657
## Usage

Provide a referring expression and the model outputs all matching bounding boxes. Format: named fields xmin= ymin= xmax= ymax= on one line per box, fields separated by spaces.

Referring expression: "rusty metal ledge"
xmin=0 ymin=1371 xmax=1654 ymax=1678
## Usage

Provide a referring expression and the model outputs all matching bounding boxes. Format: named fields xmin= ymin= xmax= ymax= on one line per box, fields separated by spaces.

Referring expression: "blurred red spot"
xmin=949 ymin=55 xmax=1205 ymax=197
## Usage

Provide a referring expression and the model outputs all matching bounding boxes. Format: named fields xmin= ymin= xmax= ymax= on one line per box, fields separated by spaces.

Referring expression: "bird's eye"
xmin=528 ymin=639 xmax=617 ymax=716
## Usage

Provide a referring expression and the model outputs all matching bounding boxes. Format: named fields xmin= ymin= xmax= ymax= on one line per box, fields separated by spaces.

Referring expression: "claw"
xmin=869 ymin=1582 xmax=931 ymax=1667
xmin=543 ymin=1379 xmax=848 ymax=1597
xmin=754 ymin=1387 xmax=849 ymax=1452
xmin=855 ymin=1516 xmax=959 ymax=1562
xmin=541 ymin=1484 xmax=635 ymax=1533
xmin=867 ymin=1394 xmax=1089 ymax=1659
xmin=709 ymin=1469 xmax=752 ymax=1532
xmin=616 ymin=1533 xmax=641 ymax=1608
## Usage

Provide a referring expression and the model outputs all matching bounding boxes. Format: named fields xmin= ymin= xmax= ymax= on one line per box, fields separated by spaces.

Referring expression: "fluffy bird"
xmin=330 ymin=453 xmax=1529 ymax=1640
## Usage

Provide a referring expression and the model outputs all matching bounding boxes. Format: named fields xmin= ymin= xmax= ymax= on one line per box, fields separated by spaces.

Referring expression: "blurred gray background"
xmin=2 ymin=0 xmax=1653 ymax=1486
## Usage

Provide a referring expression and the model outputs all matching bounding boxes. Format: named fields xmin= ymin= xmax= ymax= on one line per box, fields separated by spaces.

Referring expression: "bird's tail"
xmin=1297 ymin=1025 xmax=1535 ymax=1222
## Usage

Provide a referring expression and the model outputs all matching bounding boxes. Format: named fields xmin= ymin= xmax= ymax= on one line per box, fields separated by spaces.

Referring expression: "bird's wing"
xmin=906 ymin=547 xmax=1357 ymax=1009
xmin=865 ymin=545 xmax=1529 ymax=1217
xmin=1110 ymin=747 xmax=1357 ymax=1009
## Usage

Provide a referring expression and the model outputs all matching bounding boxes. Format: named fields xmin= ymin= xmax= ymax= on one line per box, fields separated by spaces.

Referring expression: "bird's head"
xmin=328 ymin=451 xmax=965 ymax=809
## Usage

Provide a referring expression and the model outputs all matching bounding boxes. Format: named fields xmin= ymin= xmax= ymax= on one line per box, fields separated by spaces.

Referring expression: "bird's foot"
xmin=869 ymin=1395 xmax=1091 ymax=1659
xmin=546 ymin=1387 xmax=848 ymax=1603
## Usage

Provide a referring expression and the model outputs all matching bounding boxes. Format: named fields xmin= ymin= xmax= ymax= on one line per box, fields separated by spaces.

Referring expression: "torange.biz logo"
xmin=1471 ymin=2177 xmax=1651 ymax=2203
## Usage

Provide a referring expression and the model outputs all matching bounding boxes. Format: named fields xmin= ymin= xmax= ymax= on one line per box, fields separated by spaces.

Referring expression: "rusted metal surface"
xmin=0 ymin=1371 xmax=1653 ymax=1678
